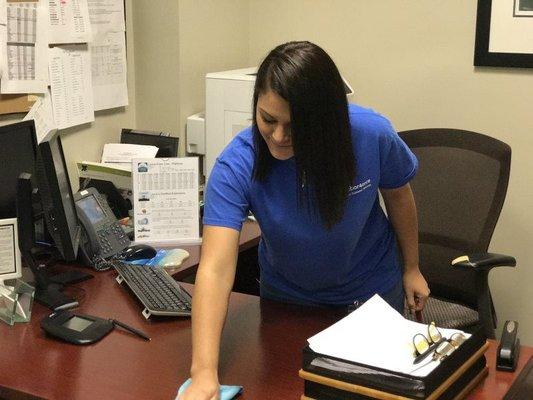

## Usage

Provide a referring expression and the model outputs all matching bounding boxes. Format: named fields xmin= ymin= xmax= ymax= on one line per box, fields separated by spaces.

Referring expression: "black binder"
xmin=300 ymin=328 xmax=488 ymax=399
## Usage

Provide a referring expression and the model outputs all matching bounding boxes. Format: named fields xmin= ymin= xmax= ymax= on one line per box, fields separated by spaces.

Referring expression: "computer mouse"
xmin=121 ymin=244 xmax=157 ymax=261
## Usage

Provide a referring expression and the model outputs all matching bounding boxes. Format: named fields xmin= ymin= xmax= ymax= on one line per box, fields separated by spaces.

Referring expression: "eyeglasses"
xmin=430 ymin=332 xmax=467 ymax=362
xmin=413 ymin=322 xmax=445 ymax=363
xmin=411 ymin=322 xmax=467 ymax=372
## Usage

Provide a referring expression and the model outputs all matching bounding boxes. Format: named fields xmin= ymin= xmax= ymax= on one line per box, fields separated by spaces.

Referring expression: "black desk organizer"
xmin=301 ymin=327 xmax=487 ymax=399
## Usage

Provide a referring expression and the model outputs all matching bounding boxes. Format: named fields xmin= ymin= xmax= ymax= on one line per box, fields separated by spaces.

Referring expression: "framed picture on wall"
xmin=474 ymin=0 xmax=533 ymax=68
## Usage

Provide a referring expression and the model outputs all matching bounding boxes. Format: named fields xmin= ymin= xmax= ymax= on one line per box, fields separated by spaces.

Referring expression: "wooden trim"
xmin=299 ymin=341 xmax=489 ymax=400
xmin=452 ymin=367 xmax=489 ymax=400
xmin=426 ymin=342 xmax=489 ymax=400
xmin=299 ymin=370 xmax=412 ymax=400
xmin=0 ymin=94 xmax=35 ymax=115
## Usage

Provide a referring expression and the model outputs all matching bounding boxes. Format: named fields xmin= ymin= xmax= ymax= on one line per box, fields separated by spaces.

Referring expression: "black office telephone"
xmin=74 ymin=187 xmax=130 ymax=270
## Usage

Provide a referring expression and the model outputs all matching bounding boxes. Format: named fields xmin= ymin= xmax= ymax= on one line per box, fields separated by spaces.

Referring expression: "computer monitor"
xmin=35 ymin=134 xmax=81 ymax=262
xmin=120 ymin=128 xmax=179 ymax=157
xmin=0 ymin=122 xmax=88 ymax=309
xmin=0 ymin=121 xmax=38 ymax=220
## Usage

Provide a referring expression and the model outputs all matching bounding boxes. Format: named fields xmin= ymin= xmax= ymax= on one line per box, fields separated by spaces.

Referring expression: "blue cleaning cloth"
xmin=176 ymin=378 xmax=242 ymax=399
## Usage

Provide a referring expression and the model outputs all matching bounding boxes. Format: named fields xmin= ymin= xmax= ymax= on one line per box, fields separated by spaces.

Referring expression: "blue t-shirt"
xmin=203 ymin=104 xmax=418 ymax=305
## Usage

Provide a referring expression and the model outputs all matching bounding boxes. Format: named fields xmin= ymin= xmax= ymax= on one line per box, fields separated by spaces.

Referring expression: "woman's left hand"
xmin=403 ymin=267 xmax=430 ymax=312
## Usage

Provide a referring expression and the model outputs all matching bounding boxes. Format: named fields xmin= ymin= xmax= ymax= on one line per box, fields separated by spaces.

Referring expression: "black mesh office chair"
xmin=399 ymin=128 xmax=516 ymax=339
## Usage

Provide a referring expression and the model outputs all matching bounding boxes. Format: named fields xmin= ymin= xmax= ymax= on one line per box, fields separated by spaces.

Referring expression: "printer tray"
xmin=300 ymin=328 xmax=488 ymax=399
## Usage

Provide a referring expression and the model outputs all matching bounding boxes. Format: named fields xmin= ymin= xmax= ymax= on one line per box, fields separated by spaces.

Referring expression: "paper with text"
xmin=0 ymin=0 xmax=7 ymax=26
xmin=49 ymin=44 xmax=94 ymax=129
xmin=48 ymin=0 xmax=92 ymax=44
xmin=0 ymin=1 xmax=48 ymax=94
xmin=101 ymin=143 xmax=158 ymax=171
xmin=0 ymin=219 xmax=20 ymax=278
xmin=0 ymin=25 xmax=5 ymax=80
xmin=307 ymin=295 xmax=469 ymax=377
xmin=23 ymin=89 xmax=56 ymax=143
xmin=132 ymin=157 xmax=200 ymax=246
xmin=87 ymin=0 xmax=125 ymax=35
xmin=90 ymin=31 xmax=128 ymax=111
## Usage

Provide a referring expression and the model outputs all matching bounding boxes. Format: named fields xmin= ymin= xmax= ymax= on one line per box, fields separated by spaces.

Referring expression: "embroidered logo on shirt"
xmin=348 ymin=179 xmax=372 ymax=197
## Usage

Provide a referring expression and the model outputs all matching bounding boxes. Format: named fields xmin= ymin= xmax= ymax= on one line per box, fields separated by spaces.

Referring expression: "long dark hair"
xmin=252 ymin=41 xmax=355 ymax=229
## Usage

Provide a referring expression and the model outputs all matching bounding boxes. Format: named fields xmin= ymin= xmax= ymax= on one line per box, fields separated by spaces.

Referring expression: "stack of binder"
xmin=299 ymin=296 xmax=489 ymax=400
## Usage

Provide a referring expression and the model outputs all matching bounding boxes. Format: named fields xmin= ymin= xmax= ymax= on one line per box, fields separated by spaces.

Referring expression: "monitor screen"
xmin=0 ymin=121 xmax=37 ymax=219
xmin=36 ymin=134 xmax=80 ymax=261
xmin=76 ymin=195 xmax=106 ymax=224
xmin=120 ymin=129 xmax=179 ymax=157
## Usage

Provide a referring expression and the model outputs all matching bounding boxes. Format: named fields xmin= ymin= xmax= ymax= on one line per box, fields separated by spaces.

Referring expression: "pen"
xmin=54 ymin=301 xmax=79 ymax=311
xmin=111 ymin=319 xmax=151 ymax=341
xmin=413 ymin=339 xmax=443 ymax=364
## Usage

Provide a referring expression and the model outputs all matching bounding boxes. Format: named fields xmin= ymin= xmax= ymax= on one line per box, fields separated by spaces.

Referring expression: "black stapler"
xmin=496 ymin=320 xmax=521 ymax=371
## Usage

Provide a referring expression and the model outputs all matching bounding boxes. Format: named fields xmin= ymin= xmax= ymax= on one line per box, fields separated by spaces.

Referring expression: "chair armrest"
xmin=451 ymin=252 xmax=516 ymax=272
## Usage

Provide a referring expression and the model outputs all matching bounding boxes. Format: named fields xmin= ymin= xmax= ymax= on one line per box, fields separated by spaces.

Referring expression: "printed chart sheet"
xmin=132 ymin=158 xmax=200 ymax=245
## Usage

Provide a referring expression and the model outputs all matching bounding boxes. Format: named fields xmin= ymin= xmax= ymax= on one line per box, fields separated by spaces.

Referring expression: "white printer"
xmin=204 ymin=67 xmax=257 ymax=179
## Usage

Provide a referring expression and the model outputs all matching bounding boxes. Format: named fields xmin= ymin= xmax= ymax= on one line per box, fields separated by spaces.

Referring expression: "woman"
xmin=181 ymin=41 xmax=429 ymax=400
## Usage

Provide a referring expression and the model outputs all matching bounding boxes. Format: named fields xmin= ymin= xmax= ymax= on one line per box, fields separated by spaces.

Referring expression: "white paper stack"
xmin=101 ymin=143 xmax=158 ymax=171
xmin=307 ymin=295 xmax=469 ymax=377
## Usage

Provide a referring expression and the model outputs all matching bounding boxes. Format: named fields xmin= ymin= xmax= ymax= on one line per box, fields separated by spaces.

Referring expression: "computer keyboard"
xmin=113 ymin=261 xmax=192 ymax=319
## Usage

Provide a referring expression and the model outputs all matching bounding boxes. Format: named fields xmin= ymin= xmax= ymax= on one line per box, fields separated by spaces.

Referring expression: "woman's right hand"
xmin=182 ymin=226 xmax=240 ymax=400
xmin=179 ymin=370 xmax=220 ymax=400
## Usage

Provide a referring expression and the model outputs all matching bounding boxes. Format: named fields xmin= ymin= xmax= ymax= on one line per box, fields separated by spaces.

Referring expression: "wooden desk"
xmin=0 ymin=220 xmax=531 ymax=399
xmin=1 ymin=276 xmax=532 ymax=400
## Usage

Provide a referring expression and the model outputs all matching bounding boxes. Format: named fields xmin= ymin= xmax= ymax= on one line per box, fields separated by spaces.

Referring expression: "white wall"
xmin=131 ymin=0 xmax=180 ymax=142
xmin=178 ymin=0 xmax=249 ymax=154
xmin=248 ymin=0 xmax=533 ymax=344
xmin=130 ymin=0 xmax=249 ymax=156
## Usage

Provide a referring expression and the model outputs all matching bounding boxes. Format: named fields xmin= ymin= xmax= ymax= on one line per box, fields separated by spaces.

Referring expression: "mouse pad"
xmin=124 ymin=248 xmax=189 ymax=268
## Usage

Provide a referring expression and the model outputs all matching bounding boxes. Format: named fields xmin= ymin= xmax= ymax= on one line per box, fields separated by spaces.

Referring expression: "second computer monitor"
xmin=120 ymin=129 xmax=179 ymax=157
xmin=0 ymin=121 xmax=38 ymax=220
xmin=36 ymin=134 xmax=81 ymax=262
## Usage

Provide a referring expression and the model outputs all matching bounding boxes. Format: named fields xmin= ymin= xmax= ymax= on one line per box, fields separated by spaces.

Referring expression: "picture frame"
xmin=474 ymin=0 xmax=533 ymax=68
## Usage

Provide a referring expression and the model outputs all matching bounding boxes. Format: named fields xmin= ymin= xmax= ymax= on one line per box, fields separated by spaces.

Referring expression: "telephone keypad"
xmin=96 ymin=222 xmax=130 ymax=258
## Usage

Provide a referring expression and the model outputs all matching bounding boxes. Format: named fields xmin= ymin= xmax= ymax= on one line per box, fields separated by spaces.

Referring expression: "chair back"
xmin=398 ymin=129 xmax=511 ymax=309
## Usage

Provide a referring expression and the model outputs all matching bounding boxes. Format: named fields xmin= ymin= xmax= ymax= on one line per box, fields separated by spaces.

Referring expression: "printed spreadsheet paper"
xmin=132 ymin=157 xmax=200 ymax=246
xmin=307 ymin=295 xmax=470 ymax=377
xmin=1 ymin=0 xmax=48 ymax=94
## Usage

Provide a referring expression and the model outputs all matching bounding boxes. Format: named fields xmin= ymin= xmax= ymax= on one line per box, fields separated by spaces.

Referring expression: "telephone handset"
xmin=74 ymin=187 xmax=130 ymax=270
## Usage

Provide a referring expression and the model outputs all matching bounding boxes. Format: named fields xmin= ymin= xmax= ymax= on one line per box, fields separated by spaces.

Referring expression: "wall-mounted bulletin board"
xmin=0 ymin=0 xmax=128 ymax=127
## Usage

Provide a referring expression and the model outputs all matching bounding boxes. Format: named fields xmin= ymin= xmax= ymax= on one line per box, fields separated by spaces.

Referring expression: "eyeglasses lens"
xmin=428 ymin=323 xmax=442 ymax=343
xmin=434 ymin=341 xmax=455 ymax=360
xmin=413 ymin=334 xmax=430 ymax=355
xmin=450 ymin=332 xmax=466 ymax=348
